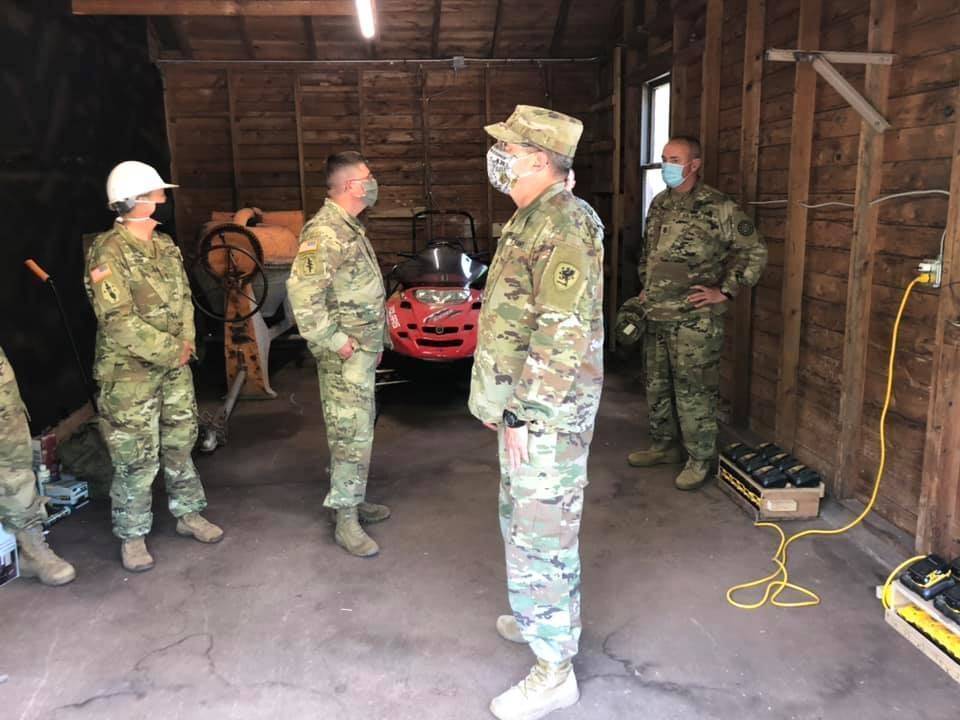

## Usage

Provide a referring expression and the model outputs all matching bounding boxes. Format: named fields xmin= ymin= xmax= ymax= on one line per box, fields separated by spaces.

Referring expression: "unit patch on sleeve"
xmin=90 ymin=263 xmax=113 ymax=283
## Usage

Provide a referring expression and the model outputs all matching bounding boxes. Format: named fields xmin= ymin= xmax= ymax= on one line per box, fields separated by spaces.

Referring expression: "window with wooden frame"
xmin=640 ymin=75 xmax=671 ymax=227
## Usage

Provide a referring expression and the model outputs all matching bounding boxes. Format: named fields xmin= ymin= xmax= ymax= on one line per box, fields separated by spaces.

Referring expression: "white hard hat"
xmin=106 ymin=161 xmax=178 ymax=208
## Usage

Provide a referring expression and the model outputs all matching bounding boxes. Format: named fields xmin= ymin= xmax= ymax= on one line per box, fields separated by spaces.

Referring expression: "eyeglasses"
xmin=345 ymin=172 xmax=375 ymax=185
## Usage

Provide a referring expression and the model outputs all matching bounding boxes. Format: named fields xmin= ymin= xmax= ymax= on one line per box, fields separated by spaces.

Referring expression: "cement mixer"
xmin=192 ymin=208 xmax=304 ymax=447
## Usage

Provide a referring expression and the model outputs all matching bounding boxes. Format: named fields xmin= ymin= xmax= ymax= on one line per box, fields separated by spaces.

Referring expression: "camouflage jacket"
xmin=0 ymin=346 xmax=29 ymax=454
xmin=469 ymin=182 xmax=605 ymax=432
xmin=85 ymin=222 xmax=195 ymax=381
xmin=287 ymin=199 xmax=386 ymax=356
xmin=639 ymin=181 xmax=767 ymax=321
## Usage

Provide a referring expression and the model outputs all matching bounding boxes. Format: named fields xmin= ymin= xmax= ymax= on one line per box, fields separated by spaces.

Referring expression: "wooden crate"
xmin=717 ymin=455 xmax=825 ymax=521
xmin=879 ymin=580 xmax=960 ymax=684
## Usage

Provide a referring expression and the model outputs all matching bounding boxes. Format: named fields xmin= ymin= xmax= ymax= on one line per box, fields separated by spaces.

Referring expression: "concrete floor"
xmin=2 ymin=357 xmax=957 ymax=720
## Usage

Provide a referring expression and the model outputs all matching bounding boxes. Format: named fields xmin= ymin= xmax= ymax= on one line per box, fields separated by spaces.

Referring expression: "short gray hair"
xmin=522 ymin=143 xmax=573 ymax=175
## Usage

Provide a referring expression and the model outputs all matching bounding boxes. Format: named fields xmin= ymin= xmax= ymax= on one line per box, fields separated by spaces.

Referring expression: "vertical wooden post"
xmin=917 ymin=81 xmax=960 ymax=556
xmin=293 ymin=72 xmax=307 ymax=213
xmin=835 ymin=0 xmax=896 ymax=498
xmin=484 ymin=66 xmax=494 ymax=253
xmin=699 ymin=0 xmax=723 ymax=187
xmin=607 ymin=45 xmax=623 ymax=351
xmin=159 ymin=66 xmax=184 ymax=241
xmin=774 ymin=0 xmax=822 ymax=450
xmin=732 ymin=0 xmax=766 ymax=427
xmin=670 ymin=16 xmax=689 ymax=135
xmin=621 ymin=0 xmax=642 ymax=297
xmin=226 ymin=68 xmax=241 ymax=209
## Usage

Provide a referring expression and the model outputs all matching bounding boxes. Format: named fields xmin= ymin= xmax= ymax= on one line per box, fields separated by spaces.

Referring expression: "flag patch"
xmin=90 ymin=263 xmax=113 ymax=283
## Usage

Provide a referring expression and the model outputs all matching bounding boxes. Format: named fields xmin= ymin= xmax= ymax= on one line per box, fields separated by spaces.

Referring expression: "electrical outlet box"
xmin=919 ymin=257 xmax=943 ymax=288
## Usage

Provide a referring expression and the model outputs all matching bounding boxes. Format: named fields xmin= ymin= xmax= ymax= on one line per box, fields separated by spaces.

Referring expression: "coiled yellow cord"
xmin=727 ymin=276 xmax=927 ymax=610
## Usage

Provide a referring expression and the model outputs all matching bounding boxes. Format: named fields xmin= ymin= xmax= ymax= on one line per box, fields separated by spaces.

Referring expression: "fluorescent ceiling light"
xmin=356 ymin=0 xmax=376 ymax=40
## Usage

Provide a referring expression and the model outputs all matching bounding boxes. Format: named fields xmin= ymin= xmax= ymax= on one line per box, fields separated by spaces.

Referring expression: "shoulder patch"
xmin=540 ymin=244 xmax=590 ymax=313
xmin=90 ymin=263 xmax=113 ymax=284
xmin=300 ymin=238 xmax=318 ymax=252
xmin=738 ymin=220 xmax=755 ymax=236
xmin=99 ymin=279 xmax=122 ymax=306
xmin=554 ymin=262 xmax=581 ymax=290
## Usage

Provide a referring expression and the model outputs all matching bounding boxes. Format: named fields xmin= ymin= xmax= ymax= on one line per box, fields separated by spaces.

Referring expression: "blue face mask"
xmin=661 ymin=162 xmax=688 ymax=189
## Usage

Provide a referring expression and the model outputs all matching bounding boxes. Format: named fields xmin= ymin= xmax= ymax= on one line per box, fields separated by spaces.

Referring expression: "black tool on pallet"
xmin=737 ymin=452 xmax=770 ymax=474
xmin=900 ymin=554 xmax=956 ymax=600
xmin=933 ymin=584 xmax=960 ymax=625
xmin=751 ymin=464 xmax=789 ymax=489
xmin=724 ymin=442 xmax=753 ymax=463
xmin=756 ymin=442 xmax=786 ymax=460
xmin=785 ymin=463 xmax=822 ymax=488
xmin=766 ymin=451 xmax=800 ymax=472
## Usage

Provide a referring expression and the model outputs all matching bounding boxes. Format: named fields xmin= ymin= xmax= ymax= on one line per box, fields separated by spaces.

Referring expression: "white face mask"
xmin=486 ymin=146 xmax=539 ymax=194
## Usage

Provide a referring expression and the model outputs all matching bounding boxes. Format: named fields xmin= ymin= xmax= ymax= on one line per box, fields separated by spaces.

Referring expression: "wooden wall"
xmin=667 ymin=0 xmax=959 ymax=538
xmin=162 ymin=62 xmax=601 ymax=266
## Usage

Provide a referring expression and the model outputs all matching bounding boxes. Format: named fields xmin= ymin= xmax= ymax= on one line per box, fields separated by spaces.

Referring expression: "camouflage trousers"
xmin=0 ymin=382 xmax=45 ymax=530
xmin=498 ymin=426 xmax=592 ymax=663
xmin=644 ymin=313 xmax=724 ymax=461
xmin=98 ymin=365 xmax=207 ymax=540
xmin=316 ymin=349 xmax=376 ymax=509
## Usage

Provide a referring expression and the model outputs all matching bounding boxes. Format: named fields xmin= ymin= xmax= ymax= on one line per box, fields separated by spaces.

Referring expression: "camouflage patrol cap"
xmin=615 ymin=296 xmax=647 ymax=348
xmin=485 ymin=105 xmax=583 ymax=157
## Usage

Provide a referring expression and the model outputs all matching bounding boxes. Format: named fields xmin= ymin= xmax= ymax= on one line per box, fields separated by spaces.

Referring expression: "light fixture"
xmin=355 ymin=0 xmax=376 ymax=40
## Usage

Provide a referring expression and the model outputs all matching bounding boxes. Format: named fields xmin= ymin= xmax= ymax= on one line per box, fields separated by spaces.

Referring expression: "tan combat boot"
xmin=121 ymin=537 xmax=155 ymax=572
xmin=335 ymin=507 xmax=379 ymax=557
xmin=16 ymin=526 xmax=76 ymax=586
xmin=490 ymin=658 xmax=579 ymax=720
xmin=496 ymin=615 xmax=526 ymax=644
xmin=627 ymin=442 xmax=684 ymax=467
xmin=176 ymin=513 xmax=224 ymax=543
xmin=675 ymin=459 xmax=712 ymax=491
xmin=358 ymin=501 xmax=391 ymax=524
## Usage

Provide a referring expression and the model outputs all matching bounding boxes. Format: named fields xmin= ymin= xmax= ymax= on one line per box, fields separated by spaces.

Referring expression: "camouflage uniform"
xmin=286 ymin=199 xmax=386 ymax=510
xmin=639 ymin=181 xmax=767 ymax=460
xmin=85 ymin=222 xmax=207 ymax=540
xmin=470 ymin=125 xmax=605 ymax=668
xmin=0 ymin=347 xmax=46 ymax=530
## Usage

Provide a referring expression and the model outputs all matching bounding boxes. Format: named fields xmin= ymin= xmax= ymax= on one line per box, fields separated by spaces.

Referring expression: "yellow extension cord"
xmin=726 ymin=275 xmax=929 ymax=610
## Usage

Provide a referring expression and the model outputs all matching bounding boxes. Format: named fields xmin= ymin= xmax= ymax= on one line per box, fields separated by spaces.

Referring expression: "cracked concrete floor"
xmin=2 ymin=358 xmax=957 ymax=720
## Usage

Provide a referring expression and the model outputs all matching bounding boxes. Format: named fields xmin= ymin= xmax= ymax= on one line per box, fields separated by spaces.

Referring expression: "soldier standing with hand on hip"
xmin=86 ymin=161 xmax=223 ymax=573
xmin=470 ymin=105 xmax=604 ymax=720
xmin=286 ymin=151 xmax=391 ymax=558
xmin=628 ymin=136 xmax=766 ymax=490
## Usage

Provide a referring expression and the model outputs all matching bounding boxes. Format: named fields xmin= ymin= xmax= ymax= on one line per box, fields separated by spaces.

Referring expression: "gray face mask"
xmin=359 ymin=178 xmax=378 ymax=208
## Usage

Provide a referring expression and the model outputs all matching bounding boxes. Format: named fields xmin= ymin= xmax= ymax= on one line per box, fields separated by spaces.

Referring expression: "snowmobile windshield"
xmin=392 ymin=244 xmax=488 ymax=288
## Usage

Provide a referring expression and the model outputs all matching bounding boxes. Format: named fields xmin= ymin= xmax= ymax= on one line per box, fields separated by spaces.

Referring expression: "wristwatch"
xmin=502 ymin=409 xmax=526 ymax=428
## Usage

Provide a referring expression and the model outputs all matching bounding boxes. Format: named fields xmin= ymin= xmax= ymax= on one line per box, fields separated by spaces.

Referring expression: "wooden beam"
xmin=226 ymin=68 xmax=241 ymax=209
xmin=607 ymin=45 xmax=623 ymax=351
xmin=159 ymin=67 xmax=184 ymax=238
xmin=484 ymin=66 xmax=494 ymax=254
xmin=917 ymin=81 xmax=960 ymax=556
xmin=489 ymin=0 xmax=503 ymax=59
xmin=766 ymin=48 xmax=895 ymax=65
xmin=774 ymin=0 xmax=822 ymax=450
xmin=237 ymin=15 xmax=255 ymax=60
xmin=835 ymin=0 xmax=896 ymax=499
xmin=430 ymin=0 xmax=442 ymax=59
xmin=670 ymin=16 xmax=690 ymax=134
xmin=146 ymin=18 xmax=160 ymax=62
xmin=171 ymin=17 xmax=193 ymax=60
xmin=294 ymin=73 xmax=306 ymax=212
xmin=731 ymin=0 xmax=766 ymax=427
xmin=550 ymin=0 xmax=573 ymax=57
xmin=698 ymin=0 xmax=722 ymax=186
xmin=621 ymin=0 xmax=642 ymax=298
xmin=302 ymin=16 xmax=317 ymax=60
xmin=73 ymin=1 xmax=354 ymax=15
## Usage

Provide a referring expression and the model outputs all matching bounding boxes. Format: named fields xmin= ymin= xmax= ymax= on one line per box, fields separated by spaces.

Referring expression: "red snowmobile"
xmin=385 ymin=211 xmax=488 ymax=362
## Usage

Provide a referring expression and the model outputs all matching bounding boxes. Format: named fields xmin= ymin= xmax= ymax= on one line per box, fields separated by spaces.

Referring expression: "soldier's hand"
xmin=178 ymin=341 xmax=193 ymax=367
xmin=638 ymin=289 xmax=646 ymax=303
xmin=483 ymin=422 xmax=498 ymax=432
xmin=337 ymin=338 xmax=357 ymax=360
xmin=687 ymin=285 xmax=726 ymax=308
xmin=504 ymin=425 xmax=530 ymax=471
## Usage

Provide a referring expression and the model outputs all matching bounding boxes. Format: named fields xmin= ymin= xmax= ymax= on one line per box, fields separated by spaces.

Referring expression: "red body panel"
xmin=386 ymin=288 xmax=482 ymax=361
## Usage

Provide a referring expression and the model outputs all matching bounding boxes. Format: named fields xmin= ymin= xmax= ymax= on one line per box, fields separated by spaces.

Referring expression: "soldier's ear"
xmin=691 ymin=157 xmax=703 ymax=175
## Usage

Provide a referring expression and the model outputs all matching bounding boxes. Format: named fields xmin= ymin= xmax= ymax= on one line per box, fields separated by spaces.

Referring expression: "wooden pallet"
xmin=878 ymin=581 xmax=960 ymax=684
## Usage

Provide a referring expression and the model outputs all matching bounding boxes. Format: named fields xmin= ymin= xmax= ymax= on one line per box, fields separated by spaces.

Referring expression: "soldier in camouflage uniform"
xmin=0 ymin=346 xmax=76 ymax=585
xmin=629 ymin=137 xmax=767 ymax=490
xmin=86 ymin=161 xmax=223 ymax=572
xmin=286 ymin=151 xmax=391 ymax=558
xmin=470 ymin=105 xmax=604 ymax=720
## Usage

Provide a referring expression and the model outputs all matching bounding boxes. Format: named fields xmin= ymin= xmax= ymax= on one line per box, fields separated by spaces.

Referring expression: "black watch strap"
xmin=502 ymin=409 xmax=526 ymax=428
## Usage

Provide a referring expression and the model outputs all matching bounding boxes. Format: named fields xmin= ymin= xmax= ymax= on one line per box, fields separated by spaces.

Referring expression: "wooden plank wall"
xmin=673 ymin=0 xmax=959 ymax=535
xmin=162 ymin=62 xmax=599 ymax=267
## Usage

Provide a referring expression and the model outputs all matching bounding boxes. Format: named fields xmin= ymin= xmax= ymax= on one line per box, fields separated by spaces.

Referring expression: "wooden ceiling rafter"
xmin=550 ymin=0 xmax=573 ymax=57
xmin=237 ymin=15 xmax=256 ymax=59
xmin=430 ymin=0 xmax=443 ymax=59
xmin=73 ymin=1 xmax=355 ymax=16
xmin=302 ymin=16 xmax=317 ymax=60
xmin=489 ymin=0 xmax=504 ymax=59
